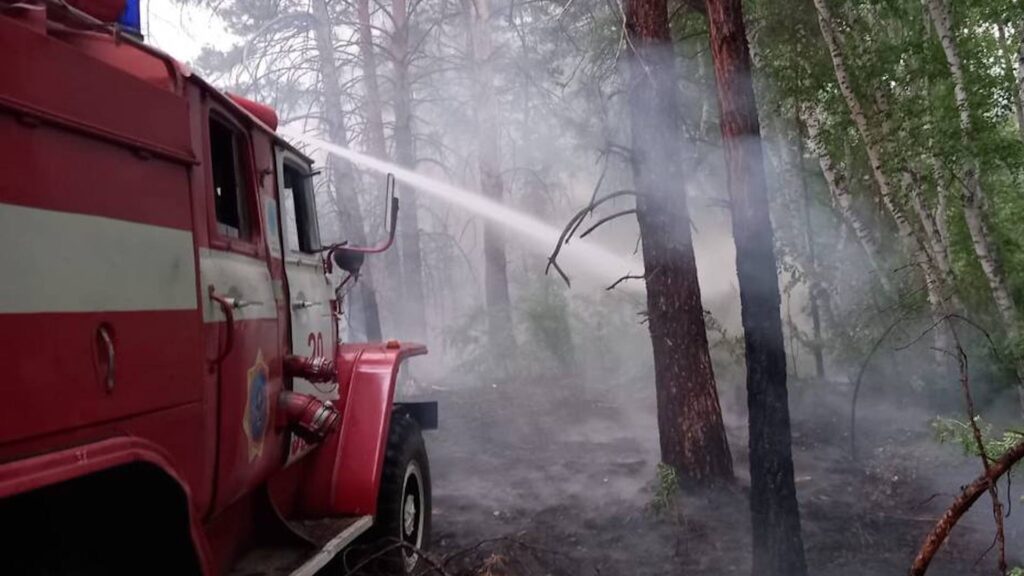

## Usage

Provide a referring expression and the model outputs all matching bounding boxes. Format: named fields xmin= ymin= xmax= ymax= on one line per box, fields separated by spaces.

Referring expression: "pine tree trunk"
xmin=311 ymin=0 xmax=383 ymax=342
xmin=703 ymin=0 xmax=807 ymax=572
xmin=356 ymin=0 xmax=402 ymax=336
xmin=800 ymin=104 xmax=889 ymax=292
xmin=625 ymin=0 xmax=733 ymax=485
xmin=391 ymin=0 xmax=428 ymax=342
xmin=464 ymin=0 xmax=515 ymax=355
xmin=357 ymin=0 xmax=387 ymax=160
xmin=795 ymin=121 xmax=827 ymax=379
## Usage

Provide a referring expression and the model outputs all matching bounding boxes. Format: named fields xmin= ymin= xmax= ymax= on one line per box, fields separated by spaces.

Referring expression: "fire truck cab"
xmin=0 ymin=1 xmax=434 ymax=574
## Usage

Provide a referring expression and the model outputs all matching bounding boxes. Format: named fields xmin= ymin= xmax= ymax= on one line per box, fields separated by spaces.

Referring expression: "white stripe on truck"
xmin=198 ymin=247 xmax=278 ymax=323
xmin=0 ymin=203 xmax=198 ymax=314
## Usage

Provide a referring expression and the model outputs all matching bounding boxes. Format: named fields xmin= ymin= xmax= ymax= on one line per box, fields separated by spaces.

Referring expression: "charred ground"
xmin=407 ymin=374 xmax=1022 ymax=575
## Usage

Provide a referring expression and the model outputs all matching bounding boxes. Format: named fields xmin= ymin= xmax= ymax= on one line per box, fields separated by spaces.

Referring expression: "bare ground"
xmin=414 ymin=373 xmax=1022 ymax=575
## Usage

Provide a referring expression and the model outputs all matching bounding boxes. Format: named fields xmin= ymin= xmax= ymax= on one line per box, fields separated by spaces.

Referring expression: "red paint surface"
xmin=0 ymin=436 xmax=213 ymax=575
xmin=0 ymin=310 xmax=204 ymax=443
xmin=0 ymin=7 xmax=428 ymax=573
xmin=299 ymin=342 xmax=427 ymax=517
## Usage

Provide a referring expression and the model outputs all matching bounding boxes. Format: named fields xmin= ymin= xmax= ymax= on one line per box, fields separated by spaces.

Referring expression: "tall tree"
xmin=703 ymin=0 xmax=807 ymax=573
xmin=625 ymin=0 xmax=734 ymax=484
xmin=311 ymin=0 xmax=384 ymax=341
xmin=463 ymin=0 xmax=516 ymax=354
xmin=923 ymin=0 xmax=1024 ymax=405
xmin=812 ymin=0 xmax=952 ymax=355
xmin=391 ymin=0 xmax=429 ymax=341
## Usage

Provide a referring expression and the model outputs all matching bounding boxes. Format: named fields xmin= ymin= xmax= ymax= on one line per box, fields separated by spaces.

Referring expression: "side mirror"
xmin=323 ymin=174 xmax=399 ymax=276
xmin=331 ymin=247 xmax=366 ymax=275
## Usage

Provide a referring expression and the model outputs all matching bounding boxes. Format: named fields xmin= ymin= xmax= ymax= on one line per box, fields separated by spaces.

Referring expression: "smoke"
xmin=155 ymin=0 xmax=1024 ymax=570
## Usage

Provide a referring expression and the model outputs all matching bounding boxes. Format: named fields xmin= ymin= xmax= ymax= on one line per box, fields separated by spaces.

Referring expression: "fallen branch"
xmin=345 ymin=540 xmax=451 ymax=576
xmin=909 ymin=439 xmax=1024 ymax=576
xmin=944 ymin=323 xmax=1008 ymax=575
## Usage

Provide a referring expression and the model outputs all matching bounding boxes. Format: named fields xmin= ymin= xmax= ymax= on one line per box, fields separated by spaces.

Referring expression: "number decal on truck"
xmin=307 ymin=331 xmax=324 ymax=357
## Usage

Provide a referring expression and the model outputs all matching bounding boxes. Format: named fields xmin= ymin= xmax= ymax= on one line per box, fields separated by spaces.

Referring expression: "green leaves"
xmin=932 ymin=415 xmax=1024 ymax=459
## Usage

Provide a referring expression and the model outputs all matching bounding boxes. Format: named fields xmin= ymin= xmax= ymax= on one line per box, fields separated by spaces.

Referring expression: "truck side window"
xmin=281 ymin=162 xmax=321 ymax=253
xmin=210 ymin=117 xmax=250 ymax=239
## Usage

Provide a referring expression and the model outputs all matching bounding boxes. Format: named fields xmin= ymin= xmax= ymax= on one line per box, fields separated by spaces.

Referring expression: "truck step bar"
xmin=229 ymin=515 xmax=373 ymax=576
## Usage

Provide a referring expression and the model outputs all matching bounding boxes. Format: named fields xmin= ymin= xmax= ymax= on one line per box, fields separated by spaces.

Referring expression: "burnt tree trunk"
xmin=311 ymin=0 xmax=383 ymax=342
xmin=703 ymin=0 xmax=808 ymax=573
xmin=391 ymin=0 xmax=428 ymax=341
xmin=464 ymin=0 xmax=515 ymax=355
xmin=625 ymin=0 xmax=733 ymax=485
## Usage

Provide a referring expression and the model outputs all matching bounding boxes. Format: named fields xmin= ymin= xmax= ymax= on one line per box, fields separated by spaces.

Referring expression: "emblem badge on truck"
xmin=243 ymin=350 xmax=271 ymax=462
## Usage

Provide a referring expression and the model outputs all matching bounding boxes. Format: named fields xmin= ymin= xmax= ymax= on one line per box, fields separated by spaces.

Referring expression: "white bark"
xmin=812 ymin=0 xmax=946 ymax=312
xmin=1017 ymin=22 xmax=1024 ymax=141
xmin=923 ymin=0 xmax=1021 ymax=341
xmin=905 ymin=171 xmax=952 ymax=281
xmin=801 ymin=104 xmax=890 ymax=291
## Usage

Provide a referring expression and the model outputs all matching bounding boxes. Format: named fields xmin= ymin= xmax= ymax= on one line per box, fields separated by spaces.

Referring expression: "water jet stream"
xmin=284 ymin=130 xmax=643 ymax=291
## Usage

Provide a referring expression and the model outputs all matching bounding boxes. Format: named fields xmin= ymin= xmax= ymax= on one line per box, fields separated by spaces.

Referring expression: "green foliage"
xmin=648 ymin=463 xmax=680 ymax=515
xmin=932 ymin=416 xmax=1024 ymax=459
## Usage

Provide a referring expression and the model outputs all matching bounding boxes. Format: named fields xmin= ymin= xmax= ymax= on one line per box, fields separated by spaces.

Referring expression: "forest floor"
xmin=408 ymin=369 xmax=1023 ymax=576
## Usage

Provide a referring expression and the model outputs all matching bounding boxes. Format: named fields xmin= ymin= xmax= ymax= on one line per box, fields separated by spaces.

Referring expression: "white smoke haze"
xmin=146 ymin=0 xmax=1024 ymax=572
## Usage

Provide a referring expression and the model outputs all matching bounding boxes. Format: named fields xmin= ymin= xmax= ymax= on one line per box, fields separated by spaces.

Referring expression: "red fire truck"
xmin=0 ymin=1 xmax=436 ymax=574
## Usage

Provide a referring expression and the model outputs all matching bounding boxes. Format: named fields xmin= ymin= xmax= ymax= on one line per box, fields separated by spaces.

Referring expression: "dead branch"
xmin=945 ymin=324 xmax=1008 ymax=575
xmin=545 ymin=190 xmax=637 ymax=286
xmin=579 ymin=209 xmax=638 ymax=239
xmin=849 ymin=312 xmax=909 ymax=459
xmin=909 ymin=439 xmax=1024 ymax=576
xmin=606 ymin=267 xmax=658 ymax=291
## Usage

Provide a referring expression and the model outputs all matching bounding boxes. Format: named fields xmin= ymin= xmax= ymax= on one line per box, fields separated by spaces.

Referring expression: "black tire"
xmin=364 ymin=413 xmax=432 ymax=575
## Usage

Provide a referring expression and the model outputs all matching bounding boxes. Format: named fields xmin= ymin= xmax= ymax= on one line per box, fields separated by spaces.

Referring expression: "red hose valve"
xmin=283 ymin=354 xmax=336 ymax=384
xmin=278 ymin=391 xmax=340 ymax=443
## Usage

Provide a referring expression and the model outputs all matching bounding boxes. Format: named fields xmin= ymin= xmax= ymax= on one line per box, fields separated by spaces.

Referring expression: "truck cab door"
xmin=275 ymin=149 xmax=338 ymax=461
xmin=201 ymin=109 xmax=284 ymax=511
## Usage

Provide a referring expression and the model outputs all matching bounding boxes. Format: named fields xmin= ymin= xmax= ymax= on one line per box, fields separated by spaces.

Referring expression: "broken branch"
xmin=909 ymin=439 xmax=1024 ymax=576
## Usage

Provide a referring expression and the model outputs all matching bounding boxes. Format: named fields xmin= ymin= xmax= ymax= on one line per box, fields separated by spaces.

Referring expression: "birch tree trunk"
xmin=996 ymin=23 xmax=1024 ymax=138
xmin=923 ymin=0 xmax=1024 ymax=405
xmin=463 ymin=0 xmax=515 ymax=354
xmin=905 ymin=171 xmax=952 ymax=283
xmin=800 ymin=104 xmax=889 ymax=291
xmin=625 ymin=0 xmax=734 ymax=486
xmin=391 ymin=0 xmax=428 ymax=341
xmin=1018 ymin=22 xmax=1024 ymax=141
xmin=704 ymin=0 xmax=808 ymax=572
xmin=812 ymin=0 xmax=949 ymax=333
xmin=311 ymin=0 xmax=384 ymax=341
xmin=930 ymin=156 xmax=953 ymax=268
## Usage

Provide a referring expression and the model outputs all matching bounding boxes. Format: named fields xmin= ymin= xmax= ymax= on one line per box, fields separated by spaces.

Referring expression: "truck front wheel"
xmin=369 ymin=413 xmax=432 ymax=574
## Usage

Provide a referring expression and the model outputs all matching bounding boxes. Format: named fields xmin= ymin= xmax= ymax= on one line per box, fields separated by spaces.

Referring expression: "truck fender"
xmin=0 ymin=436 xmax=213 ymax=575
xmin=299 ymin=341 xmax=427 ymax=517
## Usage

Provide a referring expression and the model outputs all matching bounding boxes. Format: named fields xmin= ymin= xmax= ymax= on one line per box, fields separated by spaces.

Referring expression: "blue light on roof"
xmin=119 ymin=0 xmax=141 ymax=34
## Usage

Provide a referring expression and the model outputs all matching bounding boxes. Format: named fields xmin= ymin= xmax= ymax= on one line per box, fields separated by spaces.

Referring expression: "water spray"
xmin=282 ymin=130 xmax=643 ymax=292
